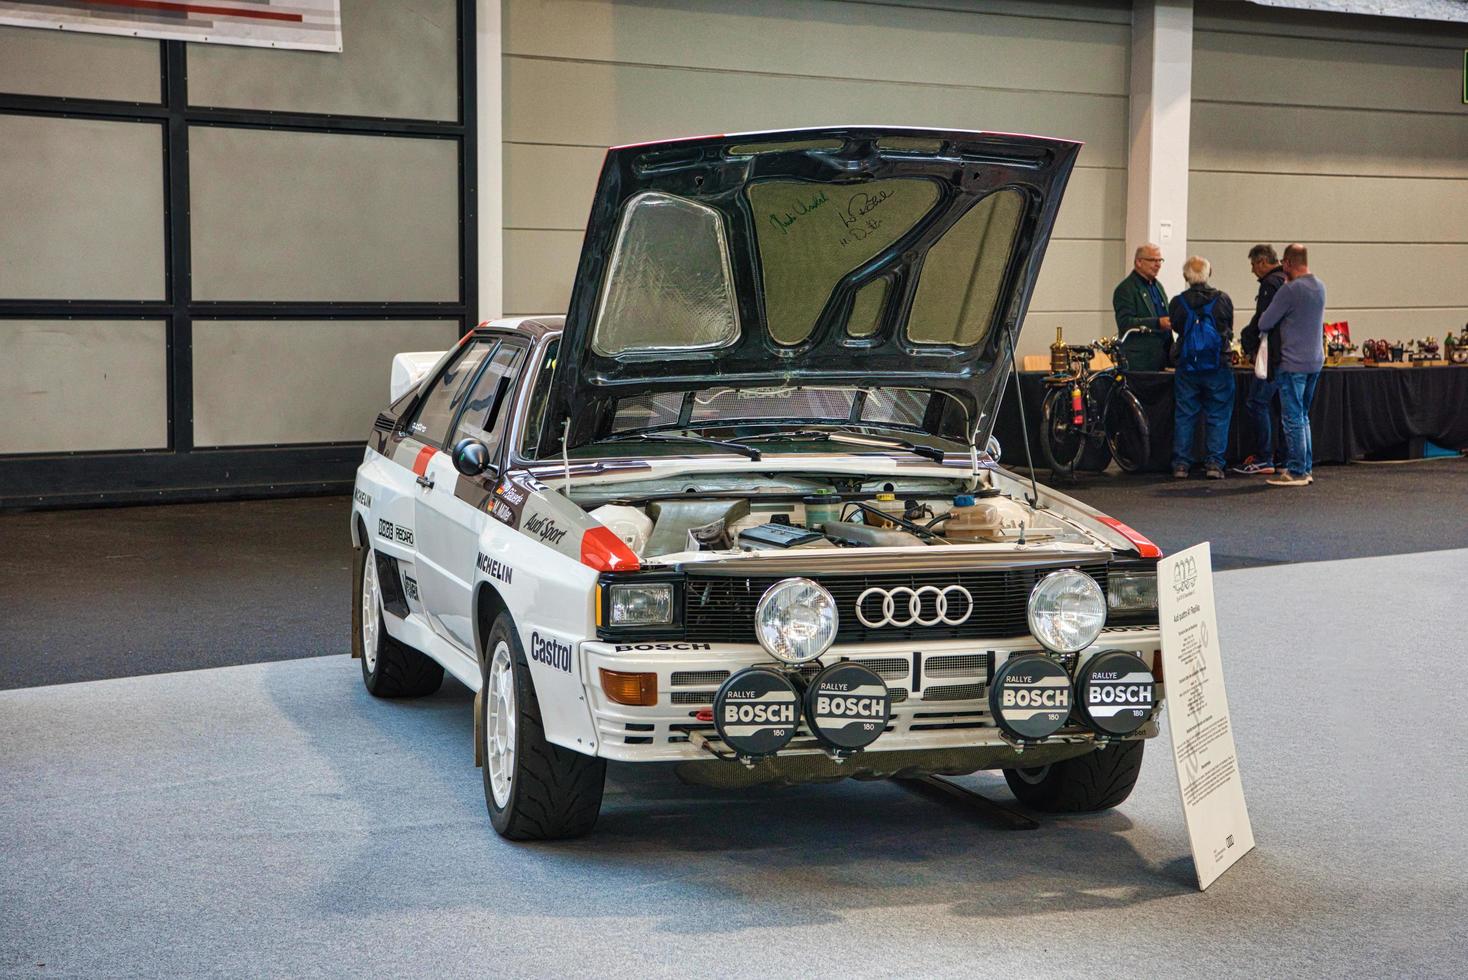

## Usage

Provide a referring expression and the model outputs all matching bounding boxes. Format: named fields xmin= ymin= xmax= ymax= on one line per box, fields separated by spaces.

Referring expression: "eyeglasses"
xmin=1140 ymin=257 xmax=1164 ymax=264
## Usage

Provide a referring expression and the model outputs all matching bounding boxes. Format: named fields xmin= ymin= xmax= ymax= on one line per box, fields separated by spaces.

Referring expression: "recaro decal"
xmin=376 ymin=518 xmax=414 ymax=548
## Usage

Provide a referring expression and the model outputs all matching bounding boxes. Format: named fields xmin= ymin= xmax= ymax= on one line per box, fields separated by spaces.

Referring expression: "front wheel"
xmin=1004 ymin=740 xmax=1144 ymax=813
xmin=482 ymin=613 xmax=606 ymax=840
xmin=1040 ymin=386 xmax=1088 ymax=479
xmin=1103 ymin=388 xmax=1151 ymax=473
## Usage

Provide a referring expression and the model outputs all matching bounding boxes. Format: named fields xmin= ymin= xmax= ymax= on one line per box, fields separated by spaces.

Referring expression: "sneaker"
xmin=1204 ymin=464 xmax=1225 ymax=480
xmin=1172 ymin=465 xmax=1189 ymax=479
xmin=1230 ymin=455 xmax=1275 ymax=475
xmin=1266 ymin=472 xmax=1311 ymax=487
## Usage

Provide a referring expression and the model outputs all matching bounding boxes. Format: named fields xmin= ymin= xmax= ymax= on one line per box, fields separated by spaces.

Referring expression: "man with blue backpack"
xmin=1167 ymin=256 xmax=1235 ymax=480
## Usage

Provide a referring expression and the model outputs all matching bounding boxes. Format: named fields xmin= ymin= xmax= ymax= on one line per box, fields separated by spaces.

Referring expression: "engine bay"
xmin=571 ymin=471 xmax=1102 ymax=565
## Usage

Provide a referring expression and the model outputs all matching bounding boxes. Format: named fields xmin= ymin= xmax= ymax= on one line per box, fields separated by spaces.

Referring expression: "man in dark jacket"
xmin=1168 ymin=256 xmax=1235 ymax=479
xmin=1233 ymin=244 xmax=1288 ymax=474
xmin=1111 ymin=243 xmax=1171 ymax=371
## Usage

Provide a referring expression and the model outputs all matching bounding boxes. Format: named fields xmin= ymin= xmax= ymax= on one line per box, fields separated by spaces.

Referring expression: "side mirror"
xmin=452 ymin=437 xmax=491 ymax=477
xmin=986 ymin=436 xmax=1002 ymax=462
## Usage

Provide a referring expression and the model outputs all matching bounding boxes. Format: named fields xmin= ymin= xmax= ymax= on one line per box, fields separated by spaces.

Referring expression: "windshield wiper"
xmin=741 ymin=428 xmax=947 ymax=463
xmin=595 ymin=432 xmax=762 ymax=461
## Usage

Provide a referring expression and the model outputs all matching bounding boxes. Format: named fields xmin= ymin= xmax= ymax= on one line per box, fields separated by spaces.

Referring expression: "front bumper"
xmin=583 ymin=626 xmax=1162 ymax=764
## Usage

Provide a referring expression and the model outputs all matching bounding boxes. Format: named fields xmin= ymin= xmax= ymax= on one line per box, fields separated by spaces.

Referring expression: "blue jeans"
xmin=1277 ymin=370 xmax=1320 ymax=477
xmin=1247 ymin=377 xmax=1280 ymax=464
xmin=1172 ymin=365 xmax=1236 ymax=469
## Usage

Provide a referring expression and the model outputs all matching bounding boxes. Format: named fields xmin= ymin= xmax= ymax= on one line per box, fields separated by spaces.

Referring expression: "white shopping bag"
xmin=1253 ymin=334 xmax=1269 ymax=380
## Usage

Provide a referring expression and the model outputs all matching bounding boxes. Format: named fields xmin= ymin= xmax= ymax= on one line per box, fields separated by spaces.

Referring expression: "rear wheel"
xmin=482 ymin=613 xmax=606 ymax=840
xmin=1103 ymin=388 xmax=1151 ymax=473
xmin=353 ymin=543 xmax=443 ymax=698
xmin=1040 ymin=386 xmax=1088 ymax=479
xmin=1004 ymin=740 xmax=1144 ymax=813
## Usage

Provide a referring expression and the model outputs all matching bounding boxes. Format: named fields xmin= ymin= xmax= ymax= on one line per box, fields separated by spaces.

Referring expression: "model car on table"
xmin=350 ymin=127 xmax=1165 ymax=840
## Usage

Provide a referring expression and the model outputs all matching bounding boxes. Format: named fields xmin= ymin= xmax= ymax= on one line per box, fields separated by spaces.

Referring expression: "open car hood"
xmin=541 ymin=126 xmax=1080 ymax=453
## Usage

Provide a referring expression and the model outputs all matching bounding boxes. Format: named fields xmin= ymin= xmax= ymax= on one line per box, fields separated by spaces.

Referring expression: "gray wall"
xmin=502 ymin=0 xmax=1134 ymax=360
xmin=0 ymin=1 xmax=463 ymax=458
xmin=1189 ymin=1 xmax=1468 ymax=344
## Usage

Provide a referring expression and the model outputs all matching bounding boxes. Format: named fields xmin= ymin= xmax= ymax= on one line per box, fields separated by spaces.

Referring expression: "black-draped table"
xmin=992 ymin=366 xmax=1468 ymax=472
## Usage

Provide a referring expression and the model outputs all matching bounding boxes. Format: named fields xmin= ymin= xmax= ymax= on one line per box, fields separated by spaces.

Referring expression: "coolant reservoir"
xmin=588 ymin=504 xmax=653 ymax=557
xmin=944 ymin=492 xmax=1004 ymax=542
xmin=869 ymin=492 xmax=905 ymax=529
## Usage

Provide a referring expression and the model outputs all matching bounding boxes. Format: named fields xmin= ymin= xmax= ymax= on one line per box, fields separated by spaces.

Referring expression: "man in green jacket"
xmin=1112 ymin=243 xmax=1172 ymax=370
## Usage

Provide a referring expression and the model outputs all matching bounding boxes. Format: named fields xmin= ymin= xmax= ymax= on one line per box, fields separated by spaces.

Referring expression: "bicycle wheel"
xmin=1103 ymin=387 xmax=1151 ymax=472
xmin=1040 ymin=387 xmax=1087 ymax=478
xmin=1077 ymin=375 xmax=1115 ymax=472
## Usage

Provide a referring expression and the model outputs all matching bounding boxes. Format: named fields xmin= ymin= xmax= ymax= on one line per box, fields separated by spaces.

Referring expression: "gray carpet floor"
xmin=3 ymin=548 xmax=1465 ymax=977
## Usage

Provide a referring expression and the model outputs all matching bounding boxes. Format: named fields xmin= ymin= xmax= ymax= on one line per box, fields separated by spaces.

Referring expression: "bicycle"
xmin=1038 ymin=327 xmax=1152 ymax=479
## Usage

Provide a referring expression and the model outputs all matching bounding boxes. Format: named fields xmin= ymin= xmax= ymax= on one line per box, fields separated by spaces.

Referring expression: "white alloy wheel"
xmin=361 ymin=554 xmax=381 ymax=673
xmin=486 ymin=639 xmax=517 ymax=808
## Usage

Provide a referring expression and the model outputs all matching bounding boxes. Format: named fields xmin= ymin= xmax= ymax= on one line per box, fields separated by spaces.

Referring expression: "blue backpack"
xmin=1177 ymin=296 xmax=1222 ymax=372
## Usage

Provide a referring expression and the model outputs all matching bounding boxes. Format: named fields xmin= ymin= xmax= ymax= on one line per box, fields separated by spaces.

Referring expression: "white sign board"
xmin=0 ymin=1 xmax=342 ymax=53
xmin=1158 ymin=542 xmax=1255 ymax=890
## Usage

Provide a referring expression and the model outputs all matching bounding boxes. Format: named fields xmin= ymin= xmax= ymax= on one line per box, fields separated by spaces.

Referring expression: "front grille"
xmin=682 ymin=563 xmax=1108 ymax=644
xmin=670 ymin=670 xmax=729 ymax=687
xmin=925 ymin=653 xmax=988 ymax=678
xmin=923 ymin=682 xmax=986 ymax=702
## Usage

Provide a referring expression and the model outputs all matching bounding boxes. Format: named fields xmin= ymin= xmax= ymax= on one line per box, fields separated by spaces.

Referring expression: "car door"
xmin=414 ymin=339 xmax=528 ymax=651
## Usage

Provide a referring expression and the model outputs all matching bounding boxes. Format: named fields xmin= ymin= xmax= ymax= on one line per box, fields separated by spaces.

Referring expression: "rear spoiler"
xmin=389 ymin=351 xmax=445 ymax=403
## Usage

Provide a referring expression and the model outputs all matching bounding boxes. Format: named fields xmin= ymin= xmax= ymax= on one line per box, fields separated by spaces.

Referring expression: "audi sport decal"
xmin=855 ymin=584 xmax=973 ymax=629
xmin=804 ymin=662 xmax=889 ymax=751
xmin=523 ymin=513 xmax=569 ymax=547
xmin=989 ymin=653 xmax=1072 ymax=741
xmin=713 ymin=667 xmax=800 ymax=757
xmin=1075 ymin=650 xmax=1157 ymax=735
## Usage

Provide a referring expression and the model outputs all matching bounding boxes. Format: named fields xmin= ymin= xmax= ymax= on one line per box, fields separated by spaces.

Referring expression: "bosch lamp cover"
xmin=1075 ymin=650 xmax=1158 ymax=735
xmin=1027 ymin=568 xmax=1106 ymax=653
xmin=989 ymin=653 xmax=1073 ymax=741
xmin=804 ymin=662 xmax=890 ymax=751
xmin=755 ymin=577 xmax=838 ymax=665
xmin=713 ymin=667 xmax=802 ymax=757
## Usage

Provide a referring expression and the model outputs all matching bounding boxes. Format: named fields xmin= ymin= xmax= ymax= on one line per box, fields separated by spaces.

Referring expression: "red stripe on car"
xmin=1094 ymin=516 xmax=1162 ymax=559
xmin=580 ymin=526 xmax=640 ymax=572
xmin=411 ymin=446 xmax=436 ymax=477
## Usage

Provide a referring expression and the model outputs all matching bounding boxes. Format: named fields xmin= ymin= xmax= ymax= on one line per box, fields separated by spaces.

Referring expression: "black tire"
xmin=1004 ymin=740 xmax=1145 ymax=813
xmin=1039 ymin=386 xmax=1087 ymax=479
xmin=353 ymin=542 xmax=444 ymax=698
xmin=1103 ymin=388 xmax=1151 ymax=473
xmin=481 ymin=612 xmax=606 ymax=840
xmin=1076 ymin=376 xmax=1115 ymax=472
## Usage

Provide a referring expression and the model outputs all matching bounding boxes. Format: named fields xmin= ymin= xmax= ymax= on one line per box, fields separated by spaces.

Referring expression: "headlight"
xmin=1027 ymin=569 xmax=1106 ymax=653
xmin=1107 ymin=567 xmax=1158 ymax=615
xmin=607 ymin=583 xmax=674 ymax=626
xmin=755 ymin=577 xmax=838 ymax=665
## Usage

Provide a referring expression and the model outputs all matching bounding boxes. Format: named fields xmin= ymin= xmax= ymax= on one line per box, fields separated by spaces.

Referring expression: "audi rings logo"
xmin=855 ymin=585 xmax=973 ymax=629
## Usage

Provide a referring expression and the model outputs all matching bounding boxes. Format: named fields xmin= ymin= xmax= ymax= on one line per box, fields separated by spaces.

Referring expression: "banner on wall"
xmin=0 ymin=1 xmax=342 ymax=53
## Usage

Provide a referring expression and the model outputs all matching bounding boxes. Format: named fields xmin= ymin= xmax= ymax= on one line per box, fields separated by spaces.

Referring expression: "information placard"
xmin=1158 ymin=542 xmax=1255 ymax=890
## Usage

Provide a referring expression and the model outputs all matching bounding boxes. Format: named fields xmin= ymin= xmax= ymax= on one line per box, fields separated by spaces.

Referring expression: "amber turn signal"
xmin=599 ymin=668 xmax=658 ymax=706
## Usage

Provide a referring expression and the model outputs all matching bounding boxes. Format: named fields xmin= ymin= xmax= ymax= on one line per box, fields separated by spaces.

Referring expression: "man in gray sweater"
xmin=1258 ymin=243 xmax=1326 ymax=487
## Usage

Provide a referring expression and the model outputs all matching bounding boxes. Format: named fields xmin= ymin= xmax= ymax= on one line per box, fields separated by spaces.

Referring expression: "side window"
xmin=405 ymin=339 xmax=494 ymax=447
xmin=519 ymin=339 xmax=561 ymax=458
xmin=447 ymin=341 xmax=526 ymax=459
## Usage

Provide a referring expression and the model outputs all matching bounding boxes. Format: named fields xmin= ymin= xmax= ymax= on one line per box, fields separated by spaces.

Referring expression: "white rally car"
xmin=350 ymin=127 xmax=1164 ymax=840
